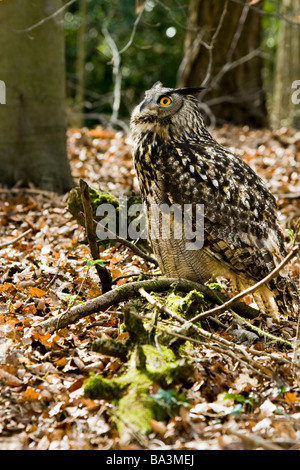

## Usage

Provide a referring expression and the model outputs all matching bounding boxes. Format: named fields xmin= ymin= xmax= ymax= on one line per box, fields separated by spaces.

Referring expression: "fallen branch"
xmin=138 ymin=287 xmax=279 ymax=351
xmin=35 ymin=277 xmax=259 ymax=334
xmin=0 ymin=188 xmax=56 ymax=197
xmin=138 ymin=287 xmax=187 ymax=326
xmin=80 ymin=179 xmax=112 ymax=293
xmin=229 ymin=311 xmax=293 ymax=348
xmin=278 ymin=192 xmax=300 ymax=200
xmin=224 ymin=427 xmax=283 ymax=451
xmin=0 ymin=228 xmax=32 ymax=250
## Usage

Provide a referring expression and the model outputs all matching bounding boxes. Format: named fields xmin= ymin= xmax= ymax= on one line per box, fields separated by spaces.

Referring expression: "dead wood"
xmin=36 ymin=277 xmax=260 ymax=333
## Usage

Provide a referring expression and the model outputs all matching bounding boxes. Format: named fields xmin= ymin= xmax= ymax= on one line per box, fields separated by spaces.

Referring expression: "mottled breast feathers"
xmin=130 ymin=81 xmax=299 ymax=317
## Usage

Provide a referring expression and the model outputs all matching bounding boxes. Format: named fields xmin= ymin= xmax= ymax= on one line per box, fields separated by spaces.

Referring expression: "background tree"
xmin=271 ymin=0 xmax=300 ymax=128
xmin=62 ymin=0 xmax=299 ymax=130
xmin=0 ymin=0 xmax=73 ymax=193
xmin=64 ymin=0 xmax=188 ymax=126
xmin=72 ymin=0 xmax=87 ymax=127
xmin=177 ymin=0 xmax=267 ymax=127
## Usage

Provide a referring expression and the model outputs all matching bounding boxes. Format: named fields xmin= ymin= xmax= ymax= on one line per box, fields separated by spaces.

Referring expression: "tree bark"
xmin=0 ymin=0 xmax=73 ymax=193
xmin=73 ymin=0 xmax=87 ymax=127
xmin=178 ymin=0 xmax=267 ymax=127
xmin=271 ymin=0 xmax=300 ymax=129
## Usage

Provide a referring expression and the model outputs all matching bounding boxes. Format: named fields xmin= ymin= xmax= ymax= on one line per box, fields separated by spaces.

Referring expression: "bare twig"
xmin=138 ymin=287 xmax=185 ymax=324
xmin=102 ymin=27 xmax=122 ymax=126
xmin=177 ymin=31 xmax=205 ymax=87
xmin=209 ymin=48 xmax=262 ymax=92
xmin=102 ymin=5 xmax=145 ymax=127
xmin=137 ymin=288 xmax=273 ymax=379
xmin=112 ymin=272 xmax=161 ymax=285
xmin=226 ymin=2 xmax=250 ymax=62
xmin=230 ymin=311 xmax=293 ymax=348
xmin=201 ymin=0 xmax=228 ymax=87
xmin=0 ymin=228 xmax=32 ymax=250
xmin=230 ymin=0 xmax=300 ymax=27
xmin=139 ymin=286 xmax=293 ymax=348
xmin=119 ymin=4 xmax=146 ymax=55
xmin=0 ymin=188 xmax=57 ymax=197
xmin=80 ymin=179 xmax=112 ymax=293
xmin=11 ymin=0 xmax=77 ymax=33
xmin=94 ymin=219 xmax=157 ymax=266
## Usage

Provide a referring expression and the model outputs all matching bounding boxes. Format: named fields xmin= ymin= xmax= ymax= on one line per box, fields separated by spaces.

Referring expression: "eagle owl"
xmin=130 ymin=81 xmax=299 ymax=317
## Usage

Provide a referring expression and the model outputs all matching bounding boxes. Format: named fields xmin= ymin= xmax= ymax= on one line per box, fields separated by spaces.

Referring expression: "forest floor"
xmin=0 ymin=124 xmax=299 ymax=450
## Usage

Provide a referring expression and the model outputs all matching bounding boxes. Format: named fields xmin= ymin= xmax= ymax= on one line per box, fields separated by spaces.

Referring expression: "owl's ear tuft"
xmin=170 ymin=87 xmax=205 ymax=96
xmin=151 ymin=81 xmax=163 ymax=89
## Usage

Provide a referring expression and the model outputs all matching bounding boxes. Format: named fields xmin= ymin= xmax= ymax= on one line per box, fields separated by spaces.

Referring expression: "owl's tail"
xmin=270 ymin=274 xmax=299 ymax=317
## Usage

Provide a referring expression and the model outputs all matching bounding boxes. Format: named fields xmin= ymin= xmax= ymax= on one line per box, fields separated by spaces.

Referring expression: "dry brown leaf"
xmin=22 ymin=304 xmax=37 ymax=315
xmin=0 ymin=368 xmax=23 ymax=386
xmin=285 ymin=392 xmax=300 ymax=405
xmin=28 ymin=286 xmax=47 ymax=298
xmin=151 ymin=419 xmax=167 ymax=435
xmin=20 ymin=386 xmax=40 ymax=402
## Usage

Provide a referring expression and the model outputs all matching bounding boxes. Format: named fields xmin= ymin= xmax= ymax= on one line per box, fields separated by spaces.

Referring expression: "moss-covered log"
xmin=84 ymin=343 xmax=192 ymax=434
xmin=84 ymin=299 xmax=194 ymax=435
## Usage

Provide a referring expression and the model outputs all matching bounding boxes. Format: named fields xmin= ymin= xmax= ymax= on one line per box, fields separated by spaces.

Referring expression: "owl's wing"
xmin=160 ymin=140 xmax=286 ymax=282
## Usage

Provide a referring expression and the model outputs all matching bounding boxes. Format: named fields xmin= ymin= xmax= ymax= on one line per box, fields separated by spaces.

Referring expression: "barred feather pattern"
xmin=130 ymin=82 xmax=299 ymax=317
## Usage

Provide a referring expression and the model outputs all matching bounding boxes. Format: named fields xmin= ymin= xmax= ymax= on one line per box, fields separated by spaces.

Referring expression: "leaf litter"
xmin=0 ymin=125 xmax=299 ymax=450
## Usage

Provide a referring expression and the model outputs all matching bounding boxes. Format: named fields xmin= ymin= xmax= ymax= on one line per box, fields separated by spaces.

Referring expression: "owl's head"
xmin=131 ymin=82 xmax=204 ymax=123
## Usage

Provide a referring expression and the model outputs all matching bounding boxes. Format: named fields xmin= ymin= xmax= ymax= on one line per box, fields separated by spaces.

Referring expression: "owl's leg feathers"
xmin=270 ymin=275 xmax=300 ymax=318
xmin=234 ymin=275 xmax=299 ymax=319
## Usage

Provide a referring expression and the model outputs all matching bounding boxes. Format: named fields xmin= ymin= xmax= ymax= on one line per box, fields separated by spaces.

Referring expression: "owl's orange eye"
xmin=159 ymin=95 xmax=172 ymax=106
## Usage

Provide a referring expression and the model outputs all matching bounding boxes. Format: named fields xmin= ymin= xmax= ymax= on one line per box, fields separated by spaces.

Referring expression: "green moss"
xmin=67 ymin=186 xmax=144 ymax=228
xmin=67 ymin=185 xmax=119 ymax=229
xmin=123 ymin=302 xmax=149 ymax=344
xmin=91 ymin=338 xmax=129 ymax=361
xmin=177 ymin=339 xmax=197 ymax=357
xmin=142 ymin=344 xmax=192 ymax=386
xmin=83 ymin=344 xmax=193 ymax=434
xmin=89 ymin=187 xmax=119 ymax=209
xmin=67 ymin=185 xmax=151 ymax=253
xmin=84 ymin=345 xmax=191 ymax=398
xmin=164 ymin=290 xmax=204 ymax=319
xmin=83 ymin=294 xmax=198 ymax=436
xmin=206 ymin=282 xmax=222 ymax=291
xmin=67 ymin=187 xmax=86 ymax=227
xmin=165 ymin=292 xmax=184 ymax=313
xmin=179 ymin=290 xmax=205 ymax=318
xmin=118 ymin=391 xmax=167 ymax=434
xmin=83 ymin=374 xmax=125 ymax=400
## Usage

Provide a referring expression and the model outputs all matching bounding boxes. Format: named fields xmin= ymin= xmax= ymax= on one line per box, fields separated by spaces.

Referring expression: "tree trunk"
xmin=271 ymin=0 xmax=300 ymax=129
xmin=73 ymin=0 xmax=87 ymax=127
xmin=178 ymin=0 xmax=267 ymax=127
xmin=0 ymin=0 xmax=73 ymax=193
